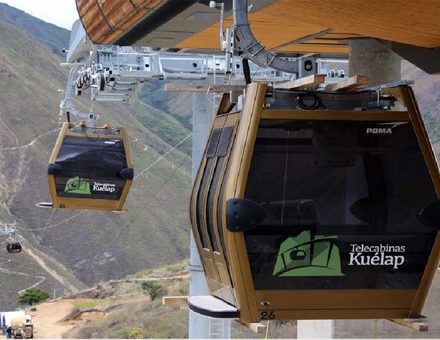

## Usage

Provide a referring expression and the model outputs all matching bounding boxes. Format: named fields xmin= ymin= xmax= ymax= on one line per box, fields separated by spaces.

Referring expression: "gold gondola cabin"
xmin=48 ymin=123 xmax=133 ymax=211
xmin=190 ymin=83 xmax=440 ymax=324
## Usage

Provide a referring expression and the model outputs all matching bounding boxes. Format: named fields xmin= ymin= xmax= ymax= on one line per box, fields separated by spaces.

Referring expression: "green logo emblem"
xmin=273 ymin=230 xmax=343 ymax=277
xmin=64 ymin=176 xmax=91 ymax=195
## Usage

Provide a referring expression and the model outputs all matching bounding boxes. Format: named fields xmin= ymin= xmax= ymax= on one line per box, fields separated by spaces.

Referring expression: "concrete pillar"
xmin=298 ymin=38 xmax=401 ymax=340
xmin=191 ymin=92 xmax=214 ymax=179
xmin=349 ymin=39 xmax=401 ymax=86
xmin=297 ymin=320 xmax=334 ymax=339
xmin=189 ymin=92 xmax=232 ymax=339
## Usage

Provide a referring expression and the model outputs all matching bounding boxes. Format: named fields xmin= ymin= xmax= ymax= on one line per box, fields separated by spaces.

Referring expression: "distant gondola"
xmin=48 ymin=122 xmax=133 ymax=211
xmin=190 ymin=83 xmax=440 ymax=323
xmin=6 ymin=242 xmax=22 ymax=254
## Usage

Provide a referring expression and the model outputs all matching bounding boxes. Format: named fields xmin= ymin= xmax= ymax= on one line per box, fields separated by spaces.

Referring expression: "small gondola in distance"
xmin=6 ymin=242 xmax=22 ymax=254
xmin=190 ymin=83 xmax=440 ymax=324
xmin=47 ymin=122 xmax=134 ymax=211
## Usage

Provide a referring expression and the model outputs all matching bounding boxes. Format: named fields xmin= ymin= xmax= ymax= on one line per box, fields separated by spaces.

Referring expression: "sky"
xmin=1 ymin=0 xmax=79 ymax=29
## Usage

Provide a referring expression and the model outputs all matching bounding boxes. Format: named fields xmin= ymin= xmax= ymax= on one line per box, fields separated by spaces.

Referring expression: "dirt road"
xmin=22 ymin=247 xmax=78 ymax=292
xmin=26 ymin=299 xmax=80 ymax=338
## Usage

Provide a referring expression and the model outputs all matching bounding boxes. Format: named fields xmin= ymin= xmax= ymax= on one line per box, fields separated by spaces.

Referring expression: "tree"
xmin=17 ymin=288 xmax=50 ymax=306
xmin=141 ymin=281 xmax=166 ymax=300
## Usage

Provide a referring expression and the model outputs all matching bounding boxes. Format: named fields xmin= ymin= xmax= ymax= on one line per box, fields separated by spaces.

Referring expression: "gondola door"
xmin=190 ymin=106 xmax=240 ymax=307
xmin=223 ymin=83 xmax=268 ymax=322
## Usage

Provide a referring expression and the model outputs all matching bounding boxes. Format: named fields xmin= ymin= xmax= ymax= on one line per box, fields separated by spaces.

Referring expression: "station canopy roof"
xmin=76 ymin=0 xmax=440 ymax=55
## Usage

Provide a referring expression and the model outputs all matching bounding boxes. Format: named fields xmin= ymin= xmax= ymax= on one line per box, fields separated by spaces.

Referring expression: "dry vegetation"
xmin=63 ymin=260 xmax=190 ymax=338
xmin=58 ymin=260 xmax=298 ymax=339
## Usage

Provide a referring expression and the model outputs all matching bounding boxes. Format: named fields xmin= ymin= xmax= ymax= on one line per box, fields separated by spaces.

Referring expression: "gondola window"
xmin=244 ymin=119 xmax=437 ymax=291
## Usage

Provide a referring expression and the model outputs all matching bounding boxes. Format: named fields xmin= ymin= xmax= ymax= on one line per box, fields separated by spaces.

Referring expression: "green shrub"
xmin=75 ymin=300 xmax=99 ymax=310
xmin=120 ymin=326 xmax=143 ymax=339
xmin=178 ymin=280 xmax=189 ymax=295
xmin=141 ymin=281 xmax=167 ymax=300
xmin=17 ymin=288 xmax=50 ymax=306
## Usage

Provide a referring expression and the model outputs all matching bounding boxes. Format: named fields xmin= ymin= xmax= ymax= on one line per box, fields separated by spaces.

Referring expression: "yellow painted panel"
xmin=176 ymin=0 xmax=440 ymax=53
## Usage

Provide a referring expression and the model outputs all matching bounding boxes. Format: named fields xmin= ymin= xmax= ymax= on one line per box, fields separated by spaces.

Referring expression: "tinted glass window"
xmin=217 ymin=127 xmax=234 ymax=157
xmin=207 ymin=129 xmax=222 ymax=158
xmin=56 ymin=136 xmax=127 ymax=177
xmin=54 ymin=136 xmax=128 ymax=200
xmin=198 ymin=125 xmax=235 ymax=252
xmin=207 ymin=158 xmax=224 ymax=251
xmin=244 ymin=119 xmax=437 ymax=290
xmin=197 ymin=158 xmax=214 ymax=248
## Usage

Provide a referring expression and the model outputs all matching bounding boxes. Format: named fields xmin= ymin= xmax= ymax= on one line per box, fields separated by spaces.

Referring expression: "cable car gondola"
xmin=190 ymin=83 xmax=440 ymax=324
xmin=48 ymin=122 xmax=133 ymax=211
xmin=6 ymin=242 xmax=22 ymax=254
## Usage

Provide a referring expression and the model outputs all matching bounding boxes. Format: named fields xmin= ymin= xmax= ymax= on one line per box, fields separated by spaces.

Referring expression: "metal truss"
xmin=0 ymin=222 xmax=16 ymax=239
xmin=59 ymin=21 xmax=348 ymax=126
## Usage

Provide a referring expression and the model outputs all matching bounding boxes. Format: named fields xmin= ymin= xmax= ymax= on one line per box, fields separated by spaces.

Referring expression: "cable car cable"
xmin=16 ymin=210 xmax=87 ymax=232
xmin=264 ymin=320 xmax=270 ymax=339
xmin=134 ymin=133 xmax=192 ymax=180
xmin=39 ymin=208 xmax=56 ymax=238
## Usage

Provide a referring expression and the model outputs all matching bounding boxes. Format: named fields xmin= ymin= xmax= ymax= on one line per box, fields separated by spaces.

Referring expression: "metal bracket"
xmin=389 ymin=317 xmax=428 ymax=332
xmin=365 ymin=79 xmax=415 ymax=91
xmin=188 ymin=295 xmax=239 ymax=319
xmin=60 ymin=65 xmax=97 ymax=127
xmin=232 ymin=0 xmax=297 ymax=73
xmin=1 ymin=222 xmax=16 ymax=239
xmin=36 ymin=202 xmax=53 ymax=209
xmin=377 ymin=39 xmax=440 ymax=75
xmin=226 ymin=198 xmax=266 ymax=232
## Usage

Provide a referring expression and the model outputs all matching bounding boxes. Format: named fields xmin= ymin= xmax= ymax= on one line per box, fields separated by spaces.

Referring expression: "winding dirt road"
xmin=27 ymin=299 xmax=79 ymax=338
xmin=22 ymin=246 xmax=79 ymax=293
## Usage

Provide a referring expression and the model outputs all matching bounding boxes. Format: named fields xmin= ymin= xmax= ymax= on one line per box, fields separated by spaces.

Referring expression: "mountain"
xmin=402 ymin=60 xmax=440 ymax=153
xmin=139 ymin=80 xmax=193 ymax=130
xmin=0 ymin=16 xmax=193 ymax=309
xmin=22 ymin=260 xmax=440 ymax=339
xmin=0 ymin=3 xmax=194 ymax=128
xmin=0 ymin=3 xmax=70 ymax=57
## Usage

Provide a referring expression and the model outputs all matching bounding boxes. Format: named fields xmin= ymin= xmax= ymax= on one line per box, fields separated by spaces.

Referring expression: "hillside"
xmin=402 ymin=61 xmax=440 ymax=153
xmin=27 ymin=261 xmax=297 ymax=339
xmin=0 ymin=3 xmax=70 ymax=57
xmin=139 ymin=81 xmax=193 ymax=130
xmin=0 ymin=3 xmax=194 ymax=132
xmin=0 ymin=17 xmax=193 ymax=310
xmin=17 ymin=260 xmax=440 ymax=339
